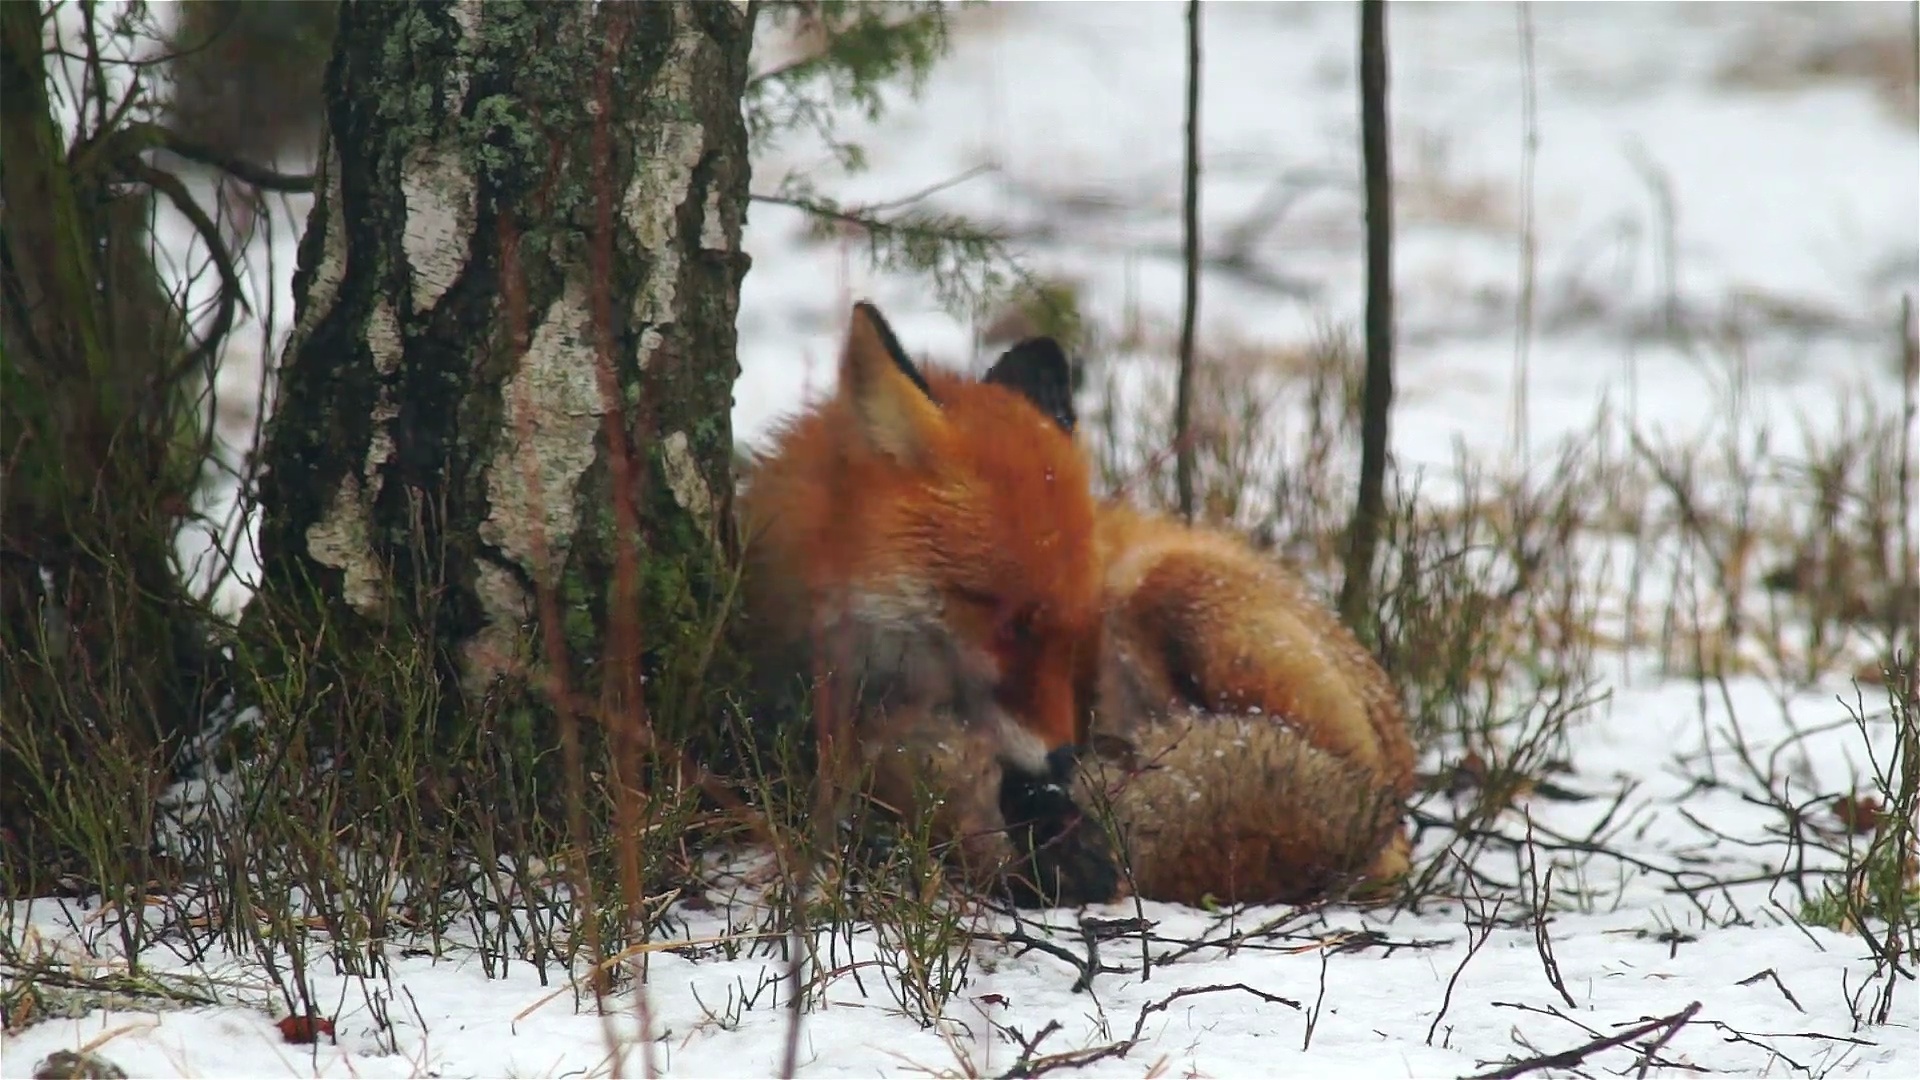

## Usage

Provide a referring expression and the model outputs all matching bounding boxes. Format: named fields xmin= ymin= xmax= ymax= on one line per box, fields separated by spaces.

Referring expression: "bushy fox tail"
xmin=1081 ymin=505 xmax=1415 ymax=906
xmin=1080 ymin=710 xmax=1411 ymax=906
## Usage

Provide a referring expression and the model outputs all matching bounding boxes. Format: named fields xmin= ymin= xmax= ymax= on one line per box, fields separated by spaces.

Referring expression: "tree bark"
xmin=252 ymin=1 xmax=752 ymax=739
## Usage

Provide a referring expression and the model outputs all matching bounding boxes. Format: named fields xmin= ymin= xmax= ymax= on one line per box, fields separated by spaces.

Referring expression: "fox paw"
xmin=998 ymin=767 xmax=1120 ymax=907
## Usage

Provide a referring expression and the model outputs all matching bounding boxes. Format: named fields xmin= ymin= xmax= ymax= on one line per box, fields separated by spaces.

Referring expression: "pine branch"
xmin=753 ymin=184 xmax=1017 ymax=312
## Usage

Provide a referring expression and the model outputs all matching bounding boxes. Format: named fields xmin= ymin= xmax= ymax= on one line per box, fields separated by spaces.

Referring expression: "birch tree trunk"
xmin=251 ymin=1 xmax=752 ymax=742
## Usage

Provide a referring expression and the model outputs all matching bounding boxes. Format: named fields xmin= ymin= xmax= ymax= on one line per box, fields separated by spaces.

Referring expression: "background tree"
xmin=746 ymin=0 xmax=1022 ymax=319
xmin=1173 ymin=0 xmax=1203 ymax=523
xmin=1339 ymin=0 xmax=1396 ymax=628
xmin=0 ymin=2 xmax=231 ymax=896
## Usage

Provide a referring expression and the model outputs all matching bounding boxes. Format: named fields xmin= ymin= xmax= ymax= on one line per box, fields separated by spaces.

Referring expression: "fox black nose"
xmin=1045 ymin=744 xmax=1078 ymax=782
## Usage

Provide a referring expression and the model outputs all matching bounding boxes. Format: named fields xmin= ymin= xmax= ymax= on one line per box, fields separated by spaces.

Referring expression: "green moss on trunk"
xmin=252 ymin=0 xmax=752 ymax=792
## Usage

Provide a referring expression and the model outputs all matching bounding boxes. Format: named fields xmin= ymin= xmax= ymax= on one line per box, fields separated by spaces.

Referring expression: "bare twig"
xmin=1467 ymin=1001 xmax=1701 ymax=1080
xmin=151 ymin=126 xmax=315 ymax=192
xmin=1427 ymin=872 xmax=1501 ymax=1046
xmin=992 ymin=1019 xmax=1133 ymax=1080
xmin=865 ymin=162 xmax=997 ymax=214
xmin=1489 ymin=999 xmax=1699 ymax=1073
xmin=1126 ymin=982 xmax=1301 ymax=1050
xmin=1630 ymin=1002 xmax=1696 ymax=1078
xmin=974 ymin=920 xmax=1127 ymax=996
xmin=586 ymin=12 xmax=663 ymax=1072
xmin=1301 ymin=938 xmax=1331 ymax=1051
xmin=1895 ymin=297 xmax=1916 ymax=656
xmin=119 ymin=159 xmax=244 ymax=385
xmin=1736 ymin=968 xmax=1806 ymax=1014
xmin=1625 ymin=143 xmax=1681 ymax=340
xmin=1522 ymin=817 xmax=1577 ymax=1009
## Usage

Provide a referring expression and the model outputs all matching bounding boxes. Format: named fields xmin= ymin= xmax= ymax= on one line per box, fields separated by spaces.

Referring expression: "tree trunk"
xmin=2 ymin=1 xmax=219 ymax=892
xmin=1172 ymin=0 xmax=1203 ymax=524
xmin=251 ymin=0 xmax=752 ymax=750
xmin=1339 ymin=0 xmax=1394 ymax=631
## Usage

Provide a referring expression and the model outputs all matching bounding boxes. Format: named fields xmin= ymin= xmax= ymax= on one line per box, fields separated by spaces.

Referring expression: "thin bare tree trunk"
xmin=1173 ymin=0 xmax=1204 ymax=523
xmin=1339 ymin=0 xmax=1395 ymax=629
xmin=1897 ymin=295 xmax=1916 ymax=658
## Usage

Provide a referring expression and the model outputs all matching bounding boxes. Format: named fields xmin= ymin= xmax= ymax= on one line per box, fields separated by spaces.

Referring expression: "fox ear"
xmin=985 ymin=337 xmax=1076 ymax=433
xmin=841 ymin=302 xmax=945 ymax=463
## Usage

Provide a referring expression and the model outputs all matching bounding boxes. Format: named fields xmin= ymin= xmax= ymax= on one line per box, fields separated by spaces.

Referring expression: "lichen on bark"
xmin=253 ymin=0 xmax=753 ymax=752
xmin=471 ymin=275 xmax=604 ymax=694
xmin=398 ymin=147 xmax=475 ymax=314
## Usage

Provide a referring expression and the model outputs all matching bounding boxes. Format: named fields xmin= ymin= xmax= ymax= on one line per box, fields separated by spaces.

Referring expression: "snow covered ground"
xmin=9 ymin=2 xmax=1917 ymax=1077
xmin=6 ymin=664 xmax=1917 ymax=1078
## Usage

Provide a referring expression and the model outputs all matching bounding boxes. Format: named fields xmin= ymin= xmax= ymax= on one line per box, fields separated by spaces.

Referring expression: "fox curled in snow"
xmin=737 ymin=302 xmax=1414 ymax=908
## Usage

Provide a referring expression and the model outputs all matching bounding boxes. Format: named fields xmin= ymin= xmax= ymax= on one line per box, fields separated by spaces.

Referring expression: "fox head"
xmin=755 ymin=302 xmax=1101 ymax=777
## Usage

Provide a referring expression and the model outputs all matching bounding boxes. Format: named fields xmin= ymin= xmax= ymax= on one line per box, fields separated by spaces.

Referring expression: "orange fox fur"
xmin=1081 ymin=503 xmax=1415 ymax=906
xmin=737 ymin=303 xmax=1114 ymax=902
xmin=737 ymin=302 xmax=1413 ymax=907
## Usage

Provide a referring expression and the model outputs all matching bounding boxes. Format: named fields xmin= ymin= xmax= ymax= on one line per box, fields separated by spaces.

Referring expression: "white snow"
xmin=10 ymin=2 xmax=1917 ymax=1077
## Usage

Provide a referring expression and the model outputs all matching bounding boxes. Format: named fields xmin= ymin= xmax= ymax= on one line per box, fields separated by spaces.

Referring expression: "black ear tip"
xmin=985 ymin=337 xmax=1077 ymax=433
xmin=1005 ymin=336 xmax=1071 ymax=375
xmin=852 ymin=301 xmax=900 ymax=347
xmin=852 ymin=300 xmax=935 ymax=400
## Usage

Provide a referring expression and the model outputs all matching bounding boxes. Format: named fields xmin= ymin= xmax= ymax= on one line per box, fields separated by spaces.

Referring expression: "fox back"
xmin=737 ymin=303 xmax=1115 ymax=903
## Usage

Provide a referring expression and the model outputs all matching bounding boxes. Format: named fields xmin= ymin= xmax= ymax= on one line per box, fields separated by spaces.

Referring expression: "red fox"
xmin=737 ymin=302 xmax=1413 ymax=907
